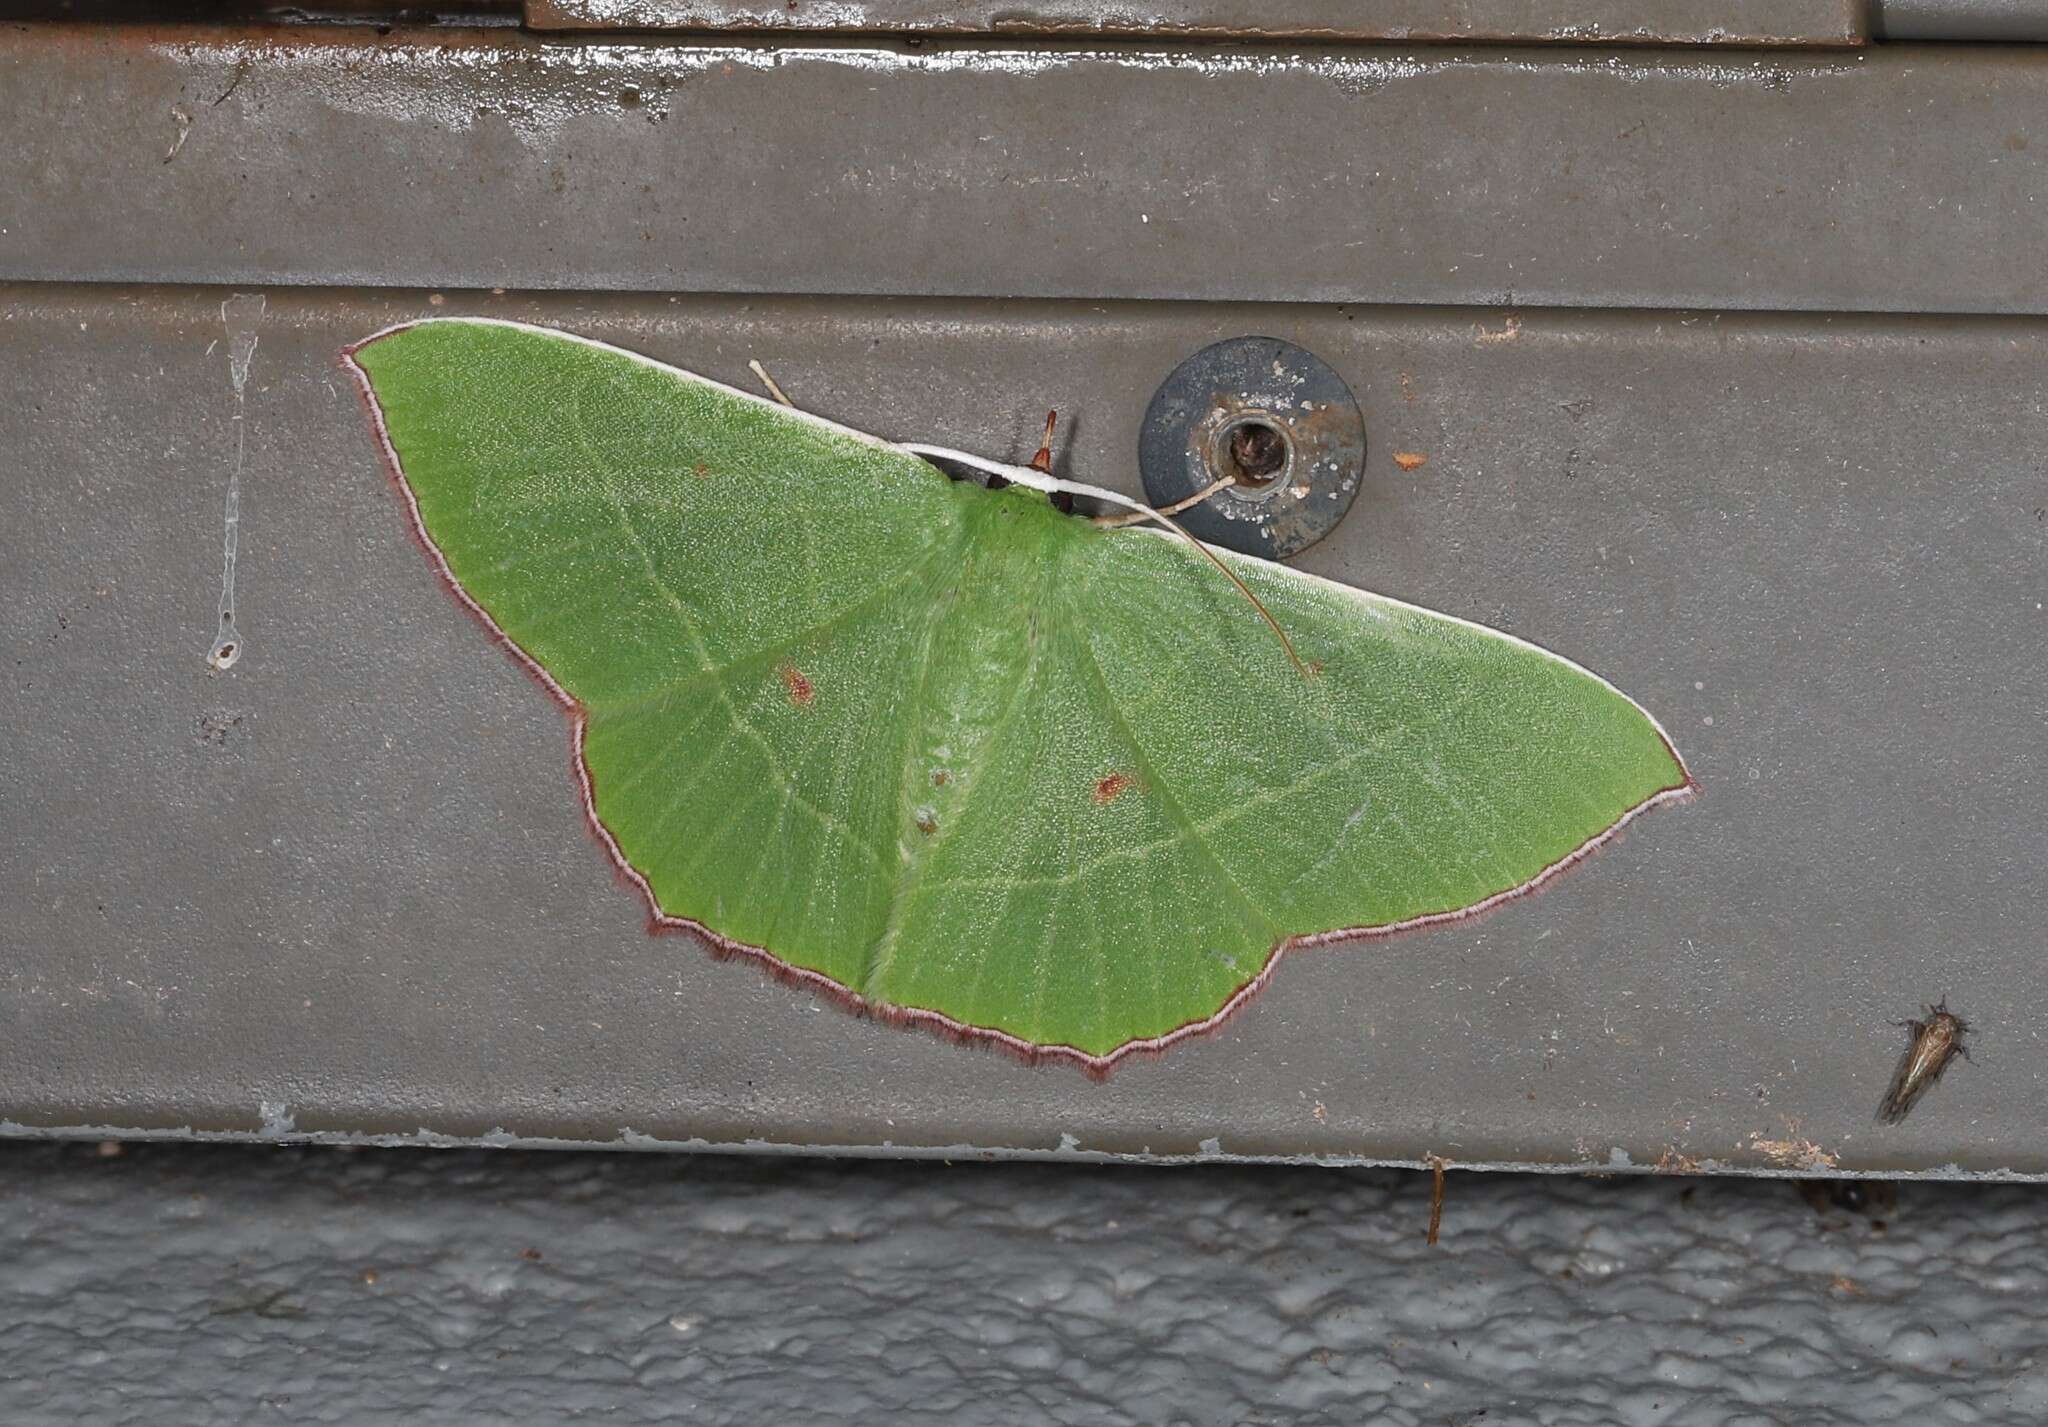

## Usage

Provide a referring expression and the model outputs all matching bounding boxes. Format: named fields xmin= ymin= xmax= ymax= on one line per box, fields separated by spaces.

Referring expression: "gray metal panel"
xmin=1874 ymin=0 xmax=2048 ymax=40
xmin=526 ymin=0 xmax=1867 ymax=45
xmin=5 ymin=27 xmax=2045 ymax=315
xmin=5 ymin=286 xmax=2043 ymax=1176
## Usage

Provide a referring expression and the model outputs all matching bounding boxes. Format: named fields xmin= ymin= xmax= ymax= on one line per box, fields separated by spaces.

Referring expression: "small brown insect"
xmin=1878 ymin=998 xmax=1970 ymax=1125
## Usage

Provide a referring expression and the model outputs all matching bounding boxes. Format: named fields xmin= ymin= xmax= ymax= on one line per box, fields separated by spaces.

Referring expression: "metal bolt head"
xmin=1138 ymin=337 xmax=1367 ymax=559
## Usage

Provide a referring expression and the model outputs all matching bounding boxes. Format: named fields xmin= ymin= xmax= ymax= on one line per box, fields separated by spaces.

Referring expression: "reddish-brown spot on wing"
xmin=780 ymin=664 xmax=815 ymax=707
xmin=1093 ymin=772 xmax=1134 ymax=806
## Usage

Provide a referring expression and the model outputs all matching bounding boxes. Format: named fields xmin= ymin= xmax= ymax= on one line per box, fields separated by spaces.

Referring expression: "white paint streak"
xmin=138 ymin=29 xmax=1862 ymax=176
xmin=207 ymin=294 xmax=263 ymax=672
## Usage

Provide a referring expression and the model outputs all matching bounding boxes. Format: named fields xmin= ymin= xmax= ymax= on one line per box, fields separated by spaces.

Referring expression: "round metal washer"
xmin=1137 ymin=337 xmax=1366 ymax=560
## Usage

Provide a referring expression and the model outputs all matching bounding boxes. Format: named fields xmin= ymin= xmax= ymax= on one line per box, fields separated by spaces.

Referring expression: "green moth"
xmin=346 ymin=318 xmax=1691 ymax=1073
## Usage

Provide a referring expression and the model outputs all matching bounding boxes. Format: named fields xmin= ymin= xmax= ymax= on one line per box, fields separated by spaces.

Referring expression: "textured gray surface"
xmin=2 ymin=1144 xmax=2044 ymax=1424
xmin=524 ymin=0 xmax=1866 ymax=44
xmin=7 ymin=28 xmax=2048 ymax=315
xmin=5 ymin=285 xmax=2045 ymax=1172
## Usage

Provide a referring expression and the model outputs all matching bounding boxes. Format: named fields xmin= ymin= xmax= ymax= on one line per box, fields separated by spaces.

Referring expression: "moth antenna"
xmin=1145 ymin=508 xmax=1312 ymax=678
xmin=897 ymin=441 xmax=1310 ymax=679
xmin=748 ymin=359 xmax=795 ymax=408
xmin=1092 ymin=473 xmax=1236 ymax=529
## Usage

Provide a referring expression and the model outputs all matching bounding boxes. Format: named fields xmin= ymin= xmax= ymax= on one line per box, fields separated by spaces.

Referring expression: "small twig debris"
xmin=1426 ymin=1156 xmax=1448 ymax=1246
xmin=748 ymin=359 xmax=794 ymax=408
